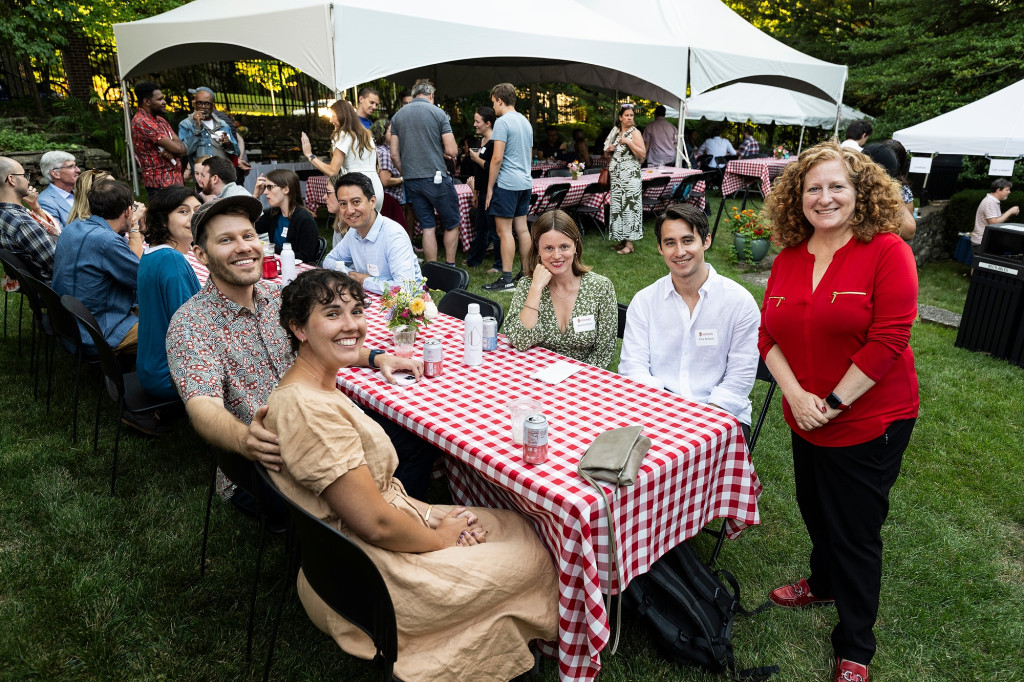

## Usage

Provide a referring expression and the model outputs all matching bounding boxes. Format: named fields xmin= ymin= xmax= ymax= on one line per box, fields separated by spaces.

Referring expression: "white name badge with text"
xmin=695 ymin=329 xmax=718 ymax=346
xmin=572 ymin=314 xmax=596 ymax=333
xmin=367 ymin=263 xmax=380 ymax=277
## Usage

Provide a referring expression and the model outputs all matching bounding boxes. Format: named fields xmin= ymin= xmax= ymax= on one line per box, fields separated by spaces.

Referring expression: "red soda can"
xmin=423 ymin=338 xmax=443 ymax=377
xmin=523 ymin=414 xmax=548 ymax=464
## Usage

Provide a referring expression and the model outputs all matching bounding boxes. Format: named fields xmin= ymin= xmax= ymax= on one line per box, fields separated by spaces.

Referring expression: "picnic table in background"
xmin=336 ymin=295 xmax=762 ymax=682
xmin=185 ymin=250 xmax=315 ymax=286
xmin=721 ymin=157 xmax=797 ymax=197
xmin=304 ymin=175 xmax=476 ymax=251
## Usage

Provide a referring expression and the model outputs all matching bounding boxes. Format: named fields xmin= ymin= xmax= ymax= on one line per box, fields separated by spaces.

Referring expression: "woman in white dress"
xmin=300 ymin=99 xmax=384 ymax=215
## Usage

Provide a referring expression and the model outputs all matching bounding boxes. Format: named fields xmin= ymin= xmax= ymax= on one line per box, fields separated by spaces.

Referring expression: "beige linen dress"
xmin=266 ymin=383 xmax=559 ymax=682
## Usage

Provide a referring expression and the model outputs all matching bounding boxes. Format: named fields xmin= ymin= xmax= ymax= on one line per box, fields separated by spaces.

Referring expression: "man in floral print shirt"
xmin=166 ymin=195 xmax=436 ymax=499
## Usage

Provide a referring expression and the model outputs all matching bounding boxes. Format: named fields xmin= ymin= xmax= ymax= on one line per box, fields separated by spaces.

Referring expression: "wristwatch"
xmin=308 ymin=153 xmax=316 ymax=161
xmin=368 ymin=349 xmax=385 ymax=369
xmin=825 ymin=392 xmax=850 ymax=411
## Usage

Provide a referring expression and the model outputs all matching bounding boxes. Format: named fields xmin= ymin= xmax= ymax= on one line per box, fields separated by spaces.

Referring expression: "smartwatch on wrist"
xmin=368 ymin=349 xmax=385 ymax=369
xmin=308 ymin=153 xmax=316 ymax=161
xmin=825 ymin=392 xmax=850 ymax=411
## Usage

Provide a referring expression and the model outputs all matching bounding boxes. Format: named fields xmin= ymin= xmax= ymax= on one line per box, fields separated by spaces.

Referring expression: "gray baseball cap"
xmin=190 ymin=195 xmax=263 ymax=244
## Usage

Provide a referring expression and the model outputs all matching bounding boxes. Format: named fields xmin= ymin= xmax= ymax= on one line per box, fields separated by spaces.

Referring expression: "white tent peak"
xmin=893 ymin=79 xmax=1024 ymax=157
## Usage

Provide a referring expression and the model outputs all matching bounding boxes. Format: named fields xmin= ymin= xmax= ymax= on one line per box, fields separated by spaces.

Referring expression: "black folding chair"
xmin=438 ymin=289 xmax=504 ymax=329
xmin=703 ymin=358 xmax=778 ymax=568
xmin=421 ymin=261 xmax=470 ymax=293
xmin=544 ymin=168 xmax=571 ymax=178
xmin=199 ymin=448 xmax=280 ymax=662
xmin=0 ymin=248 xmax=29 ymax=349
xmin=666 ymin=171 xmax=711 ymax=207
xmin=583 ymin=167 xmax=603 ymax=175
xmin=529 ymin=182 xmax=570 ymax=217
xmin=0 ymin=251 xmax=50 ymax=400
xmin=570 ymin=183 xmax=608 ymax=240
xmin=640 ymin=175 xmax=671 ymax=215
xmin=258 ymin=465 xmax=397 ymax=682
xmin=616 ymin=302 xmax=628 ymax=339
xmin=316 ymin=235 xmax=328 ymax=266
xmin=61 ymin=295 xmax=182 ymax=494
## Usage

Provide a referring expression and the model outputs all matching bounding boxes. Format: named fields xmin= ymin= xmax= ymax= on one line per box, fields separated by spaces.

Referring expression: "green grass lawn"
xmin=2 ymin=199 xmax=1023 ymax=680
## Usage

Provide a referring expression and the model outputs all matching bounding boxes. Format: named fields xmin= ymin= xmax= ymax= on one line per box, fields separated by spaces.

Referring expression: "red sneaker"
xmin=768 ymin=578 xmax=835 ymax=608
xmin=834 ymin=658 xmax=869 ymax=682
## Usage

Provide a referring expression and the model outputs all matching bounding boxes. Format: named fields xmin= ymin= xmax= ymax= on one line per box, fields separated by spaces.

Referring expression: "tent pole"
xmin=121 ymin=78 xmax=139 ymax=196
xmin=797 ymin=125 xmax=805 ymax=155
xmin=677 ymin=98 xmax=689 ymax=168
xmin=833 ymin=78 xmax=846 ymax=139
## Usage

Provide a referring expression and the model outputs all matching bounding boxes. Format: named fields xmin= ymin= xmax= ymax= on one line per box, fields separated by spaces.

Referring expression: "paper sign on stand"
xmin=909 ymin=156 xmax=933 ymax=174
xmin=988 ymin=158 xmax=1015 ymax=176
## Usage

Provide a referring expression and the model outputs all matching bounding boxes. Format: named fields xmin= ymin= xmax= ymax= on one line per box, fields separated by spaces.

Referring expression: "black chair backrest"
xmin=18 ymin=271 xmax=80 ymax=350
xmin=255 ymin=465 xmax=397 ymax=670
xmin=668 ymin=172 xmax=711 ymax=203
xmin=438 ymin=289 xmax=504 ymax=329
xmin=530 ymin=168 xmax=544 ymax=178
xmin=715 ymin=154 xmax=738 ymax=167
xmin=579 ymin=181 xmax=608 ymax=197
xmin=217 ymin=448 xmax=262 ymax=500
xmin=544 ymin=168 xmax=571 ymax=178
xmin=617 ymin=303 xmax=628 ymax=339
xmin=0 ymin=250 xmax=47 ymax=329
xmin=535 ymin=182 xmax=570 ymax=213
xmin=642 ymin=175 xmax=671 ymax=196
xmin=421 ymin=261 xmax=470 ymax=293
xmin=316 ymin=236 xmax=328 ymax=266
xmin=749 ymin=357 xmax=778 ymax=454
xmin=583 ymin=167 xmax=603 ymax=175
xmin=61 ymin=295 xmax=125 ymax=401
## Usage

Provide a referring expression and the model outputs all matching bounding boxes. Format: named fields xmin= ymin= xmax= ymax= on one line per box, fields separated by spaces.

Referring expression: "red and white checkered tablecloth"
xmin=336 ymin=296 xmax=762 ymax=682
xmin=185 ymin=250 xmax=315 ymax=287
xmin=721 ymin=157 xmax=797 ymax=198
xmin=586 ymin=166 xmax=707 ymax=226
xmin=531 ymin=175 xmax=604 ymax=214
xmin=304 ymin=175 xmax=476 ymax=251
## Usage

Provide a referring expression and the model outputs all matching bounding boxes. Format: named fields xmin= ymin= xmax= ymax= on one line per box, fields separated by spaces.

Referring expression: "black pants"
xmin=792 ymin=418 xmax=915 ymax=664
xmin=465 ymin=190 xmax=500 ymax=268
xmin=365 ymin=409 xmax=442 ymax=501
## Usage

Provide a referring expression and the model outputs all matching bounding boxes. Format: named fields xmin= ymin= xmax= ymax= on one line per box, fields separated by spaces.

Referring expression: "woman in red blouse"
xmin=759 ymin=141 xmax=919 ymax=682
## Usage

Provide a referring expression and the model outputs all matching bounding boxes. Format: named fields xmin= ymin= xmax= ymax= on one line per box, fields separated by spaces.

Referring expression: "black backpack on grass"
xmin=623 ymin=541 xmax=777 ymax=681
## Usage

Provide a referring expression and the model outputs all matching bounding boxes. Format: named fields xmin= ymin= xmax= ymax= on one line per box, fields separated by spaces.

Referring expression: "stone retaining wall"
xmin=909 ymin=201 xmax=951 ymax=267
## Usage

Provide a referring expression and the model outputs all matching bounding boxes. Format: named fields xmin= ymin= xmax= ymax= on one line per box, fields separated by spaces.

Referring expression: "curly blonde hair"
xmin=763 ymin=140 xmax=904 ymax=248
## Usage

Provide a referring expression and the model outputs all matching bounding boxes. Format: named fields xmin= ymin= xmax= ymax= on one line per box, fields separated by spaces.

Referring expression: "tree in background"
xmin=726 ymin=0 xmax=1024 ymax=138
xmin=235 ymin=61 xmax=298 ymax=115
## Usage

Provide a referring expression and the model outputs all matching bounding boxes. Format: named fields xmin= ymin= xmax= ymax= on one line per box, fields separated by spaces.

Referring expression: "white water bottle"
xmin=463 ymin=303 xmax=483 ymax=366
xmin=280 ymin=242 xmax=297 ymax=285
xmin=433 ymin=170 xmax=443 ymax=184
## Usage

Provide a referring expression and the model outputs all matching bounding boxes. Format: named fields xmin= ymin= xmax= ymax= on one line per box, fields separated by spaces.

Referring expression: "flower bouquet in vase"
xmin=773 ymin=145 xmax=790 ymax=160
xmin=725 ymin=207 xmax=772 ymax=264
xmin=567 ymin=160 xmax=585 ymax=180
xmin=380 ymin=278 xmax=440 ymax=337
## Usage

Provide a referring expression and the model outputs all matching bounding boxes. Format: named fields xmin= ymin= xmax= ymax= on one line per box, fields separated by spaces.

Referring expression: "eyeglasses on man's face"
xmin=59 ymin=163 xmax=79 ymax=171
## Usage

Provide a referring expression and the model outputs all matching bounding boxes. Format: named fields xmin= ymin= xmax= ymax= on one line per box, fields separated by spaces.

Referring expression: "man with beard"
xmin=0 ymin=156 xmax=57 ymax=281
xmin=166 ymin=196 xmax=438 ymax=502
xmin=198 ymin=156 xmax=251 ymax=199
xmin=130 ymin=81 xmax=186 ymax=196
xmin=178 ymin=86 xmax=241 ymax=177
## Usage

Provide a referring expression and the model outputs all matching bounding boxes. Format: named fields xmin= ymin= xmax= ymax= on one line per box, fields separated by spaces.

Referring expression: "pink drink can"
xmin=523 ymin=414 xmax=548 ymax=464
xmin=423 ymin=338 xmax=443 ymax=377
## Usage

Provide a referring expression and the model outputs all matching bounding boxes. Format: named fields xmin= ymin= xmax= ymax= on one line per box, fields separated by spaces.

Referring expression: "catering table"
xmin=721 ymin=157 xmax=796 ymax=198
xmin=304 ymin=175 xmax=476 ymax=251
xmin=335 ymin=298 xmax=762 ymax=682
xmin=185 ymin=250 xmax=316 ymax=287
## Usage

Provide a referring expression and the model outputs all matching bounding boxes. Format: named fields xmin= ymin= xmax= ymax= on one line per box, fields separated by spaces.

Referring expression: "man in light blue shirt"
xmin=323 ymin=173 xmax=422 ymax=295
xmin=483 ymin=82 xmax=534 ymax=291
xmin=37 ymin=151 xmax=80 ymax=226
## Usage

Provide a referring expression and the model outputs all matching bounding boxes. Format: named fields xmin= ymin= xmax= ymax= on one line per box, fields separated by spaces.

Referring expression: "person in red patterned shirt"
xmin=130 ymin=81 xmax=185 ymax=197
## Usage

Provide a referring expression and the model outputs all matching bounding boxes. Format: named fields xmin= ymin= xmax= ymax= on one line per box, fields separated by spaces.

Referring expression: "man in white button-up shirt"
xmin=322 ymin=173 xmax=422 ymax=295
xmin=619 ymin=203 xmax=760 ymax=441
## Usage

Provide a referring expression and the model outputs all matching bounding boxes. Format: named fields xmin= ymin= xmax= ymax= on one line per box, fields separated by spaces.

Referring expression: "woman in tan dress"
xmin=266 ymin=269 xmax=559 ymax=682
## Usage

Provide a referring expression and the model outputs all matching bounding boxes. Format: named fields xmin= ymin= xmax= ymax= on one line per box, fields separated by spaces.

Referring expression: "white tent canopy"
xmin=893 ymin=79 xmax=1024 ymax=157
xmin=114 ymin=0 xmax=847 ymax=109
xmin=682 ymin=83 xmax=869 ymax=127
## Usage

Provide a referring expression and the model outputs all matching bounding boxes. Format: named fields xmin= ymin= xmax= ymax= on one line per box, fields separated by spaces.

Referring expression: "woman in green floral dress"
xmin=504 ymin=210 xmax=618 ymax=369
xmin=603 ymin=103 xmax=647 ymax=255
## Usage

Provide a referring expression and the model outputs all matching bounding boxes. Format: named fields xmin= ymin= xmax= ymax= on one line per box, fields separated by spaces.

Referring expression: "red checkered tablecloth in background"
xmin=583 ymin=166 xmax=708 ymax=226
xmin=721 ymin=157 xmax=797 ymax=197
xmin=305 ymin=175 xmax=476 ymax=252
xmin=185 ymin=251 xmax=315 ymax=287
xmin=336 ymin=296 xmax=762 ymax=682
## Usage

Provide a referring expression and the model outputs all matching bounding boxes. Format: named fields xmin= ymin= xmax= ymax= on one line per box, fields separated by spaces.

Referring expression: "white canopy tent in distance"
xmin=113 ymin=0 xmax=847 ymax=188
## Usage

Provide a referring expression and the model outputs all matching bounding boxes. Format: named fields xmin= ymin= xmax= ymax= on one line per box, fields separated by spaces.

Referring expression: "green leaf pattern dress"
xmin=604 ymin=125 xmax=643 ymax=242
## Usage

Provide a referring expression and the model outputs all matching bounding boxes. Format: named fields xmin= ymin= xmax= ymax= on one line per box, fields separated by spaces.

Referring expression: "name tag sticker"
xmin=695 ymin=329 xmax=718 ymax=346
xmin=572 ymin=314 xmax=596 ymax=333
xmin=280 ymin=227 xmax=289 ymax=238
xmin=367 ymin=263 xmax=380 ymax=277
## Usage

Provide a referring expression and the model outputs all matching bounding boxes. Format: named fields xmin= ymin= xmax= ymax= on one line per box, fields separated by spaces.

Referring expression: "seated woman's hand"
xmin=436 ymin=507 xmax=487 ymax=547
xmin=530 ymin=263 xmax=553 ymax=292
